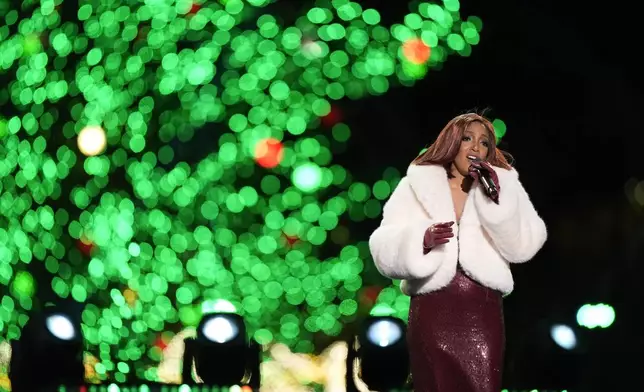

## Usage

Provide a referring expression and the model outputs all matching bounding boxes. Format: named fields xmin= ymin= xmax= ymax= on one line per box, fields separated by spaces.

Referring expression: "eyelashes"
xmin=462 ymin=136 xmax=490 ymax=147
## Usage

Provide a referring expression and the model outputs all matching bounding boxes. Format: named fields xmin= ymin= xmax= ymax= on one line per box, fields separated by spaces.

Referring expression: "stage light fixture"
xmin=346 ymin=316 xmax=410 ymax=392
xmin=182 ymin=312 xmax=261 ymax=389
xmin=9 ymin=304 xmax=85 ymax=392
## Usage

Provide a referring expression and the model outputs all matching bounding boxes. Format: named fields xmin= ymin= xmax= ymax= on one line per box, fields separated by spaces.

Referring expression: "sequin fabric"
xmin=407 ymin=267 xmax=504 ymax=392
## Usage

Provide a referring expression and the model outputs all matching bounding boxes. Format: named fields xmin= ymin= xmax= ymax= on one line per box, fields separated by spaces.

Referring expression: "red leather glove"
xmin=468 ymin=160 xmax=500 ymax=203
xmin=423 ymin=221 xmax=454 ymax=254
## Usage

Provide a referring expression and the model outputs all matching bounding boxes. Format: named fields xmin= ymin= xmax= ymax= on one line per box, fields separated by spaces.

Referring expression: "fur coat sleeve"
xmin=473 ymin=168 xmax=547 ymax=262
xmin=368 ymin=177 xmax=447 ymax=280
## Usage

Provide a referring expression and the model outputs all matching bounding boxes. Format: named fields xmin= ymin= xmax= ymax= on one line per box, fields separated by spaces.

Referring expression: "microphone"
xmin=468 ymin=157 xmax=498 ymax=200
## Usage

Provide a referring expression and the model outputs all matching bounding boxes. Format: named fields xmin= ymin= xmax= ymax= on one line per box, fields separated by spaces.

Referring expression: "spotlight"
xmin=202 ymin=314 xmax=240 ymax=343
xmin=366 ymin=318 xmax=404 ymax=347
xmin=347 ymin=316 xmax=410 ymax=392
xmin=9 ymin=304 xmax=84 ymax=392
xmin=182 ymin=313 xmax=261 ymax=388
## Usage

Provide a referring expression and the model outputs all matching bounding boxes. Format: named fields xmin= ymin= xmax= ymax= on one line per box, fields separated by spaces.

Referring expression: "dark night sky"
xmin=324 ymin=0 xmax=643 ymax=389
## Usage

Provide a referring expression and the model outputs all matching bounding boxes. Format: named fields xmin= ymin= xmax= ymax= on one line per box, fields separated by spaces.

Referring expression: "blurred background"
xmin=0 ymin=0 xmax=641 ymax=391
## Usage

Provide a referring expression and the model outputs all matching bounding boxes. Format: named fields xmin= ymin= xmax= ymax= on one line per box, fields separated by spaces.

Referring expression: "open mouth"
xmin=467 ymin=155 xmax=479 ymax=161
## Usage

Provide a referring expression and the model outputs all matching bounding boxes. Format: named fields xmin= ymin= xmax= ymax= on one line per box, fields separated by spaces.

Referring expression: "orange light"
xmin=124 ymin=289 xmax=138 ymax=306
xmin=254 ymin=138 xmax=284 ymax=169
xmin=402 ymin=38 xmax=431 ymax=65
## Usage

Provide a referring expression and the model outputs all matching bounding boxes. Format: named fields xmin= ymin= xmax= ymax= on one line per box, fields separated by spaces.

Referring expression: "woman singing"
xmin=369 ymin=113 xmax=547 ymax=392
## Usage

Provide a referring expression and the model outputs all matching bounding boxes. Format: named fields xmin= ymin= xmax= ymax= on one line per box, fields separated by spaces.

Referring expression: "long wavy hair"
xmin=413 ymin=113 xmax=512 ymax=175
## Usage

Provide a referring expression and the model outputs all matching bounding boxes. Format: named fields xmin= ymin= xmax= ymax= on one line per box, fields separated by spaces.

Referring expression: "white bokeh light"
xmin=301 ymin=39 xmax=323 ymax=59
xmin=77 ymin=125 xmax=107 ymax=156
xmin=46 ymin=314 xmax=76 ymax=341
xmin=550 ymin=324 xmax=577 ymax=350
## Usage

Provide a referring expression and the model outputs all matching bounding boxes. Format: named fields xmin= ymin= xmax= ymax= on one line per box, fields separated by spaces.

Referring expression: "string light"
xmin=77 ymin=126 xmax=107 ymax=157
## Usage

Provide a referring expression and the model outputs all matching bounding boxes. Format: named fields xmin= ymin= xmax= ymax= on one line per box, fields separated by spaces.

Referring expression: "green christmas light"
xmin=576 ymin=303 xmax=616 ymax=329
xmin=0 ymin=0 xmax=483 ymax=382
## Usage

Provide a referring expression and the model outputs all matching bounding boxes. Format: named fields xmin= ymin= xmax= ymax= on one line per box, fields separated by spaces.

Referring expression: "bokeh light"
xmin=492 ymin=118 xmax=507 ymax=144
xmin=576 ymin=303 xmax=616 ymax=329
xmin=254 ymin=138 xmax=284 ymax=169
xmin=402 ymin=38 xmax=431 ymax=65
xmin=550 ymin=324 xmax=577 ymax=350
xmin=77 ymin=126 xmax=107 ymax=157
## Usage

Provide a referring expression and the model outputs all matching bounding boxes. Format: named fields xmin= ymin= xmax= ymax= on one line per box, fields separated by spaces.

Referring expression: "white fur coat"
xmin=369 ymin=164 xmax=547 ymax=296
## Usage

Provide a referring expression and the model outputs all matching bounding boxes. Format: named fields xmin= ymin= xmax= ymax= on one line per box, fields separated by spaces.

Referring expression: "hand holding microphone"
xmin=423 ymin=221 xmax=454 ymax=254
xmin=468 ymin=157 xmax=500 ymax=203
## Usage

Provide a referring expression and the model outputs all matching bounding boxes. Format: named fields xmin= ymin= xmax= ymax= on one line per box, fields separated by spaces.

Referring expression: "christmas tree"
xmin=0 ymin=0 xmax=482 ymax=382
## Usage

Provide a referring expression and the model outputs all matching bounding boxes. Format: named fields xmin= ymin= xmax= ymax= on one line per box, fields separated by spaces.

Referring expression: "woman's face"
xmin=452 ymin=122 xmax=491 ymax=177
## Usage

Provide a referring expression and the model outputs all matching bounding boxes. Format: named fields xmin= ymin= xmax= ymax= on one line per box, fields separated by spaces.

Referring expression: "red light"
xmin=360 ymin=286 xmax=383 ymax=306
xmin=154 ymin=334 xmax=168 ymax=351
xmin=282 ymin=232 xmax=299 ymax=247
xmin=189 ymin=2 xmax=201 ymax=14
xmin=254 ymin=138 xmax=284 ymax=169
xmin=321 ymin=105 xmax=343 ymax=127
xmin=76 ymin=236 xmax=95 ymax=256
xmin=402 ymin=38 xmax=431 ymax=65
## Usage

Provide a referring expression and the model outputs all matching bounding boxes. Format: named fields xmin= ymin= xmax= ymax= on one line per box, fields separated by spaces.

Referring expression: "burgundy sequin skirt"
xmin=407 ymin=268 xmax=504 ymax=392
